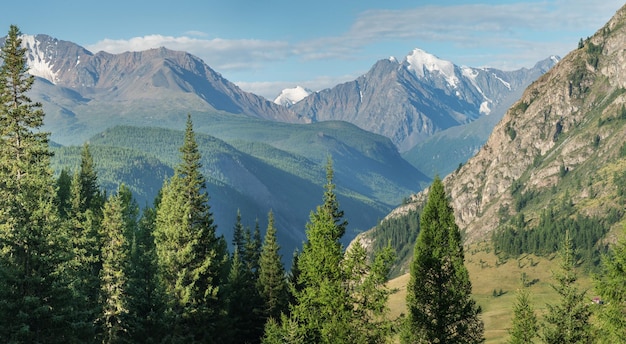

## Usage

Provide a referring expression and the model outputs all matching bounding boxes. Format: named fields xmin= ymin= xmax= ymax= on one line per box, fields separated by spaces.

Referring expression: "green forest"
xmin=2 ymin=24 xmax=626 ymax=344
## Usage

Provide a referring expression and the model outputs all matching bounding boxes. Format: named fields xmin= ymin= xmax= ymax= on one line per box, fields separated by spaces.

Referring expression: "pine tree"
xmin=343 ymin=240 xmax=396 ymax=342
xmin=0 ymin=24 xmax=76 ymax=342
xmin=65 ymin=146 xmax=104 ymax=338
xmin=287 ymin=157 xmax=351 ymax=342
xmin=542 ymin=230 xmax=593 ymax=344
xmin=127 ymin=198 xmax=166 ymax=343
xmin=508 ymin=288 xmax=538 ymax=344
xmin=154 ymin=114 xmax=228 ymax=342
xmin=99 ymin=191 xmax=131 ymax=343
xmin=594 ymin=230 xmax=626 ymax=343
xmin=402 ymin=177 xmax=484 ymax=344
xmin=258 ymin=210 xmax=289 ymax=321
xmin=56 ymin=168 xmax=72 ymax=219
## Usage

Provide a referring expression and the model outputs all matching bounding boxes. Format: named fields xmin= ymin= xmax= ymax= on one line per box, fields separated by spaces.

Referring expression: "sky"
xmin=2 ymin=0 xmax=623 ymax=99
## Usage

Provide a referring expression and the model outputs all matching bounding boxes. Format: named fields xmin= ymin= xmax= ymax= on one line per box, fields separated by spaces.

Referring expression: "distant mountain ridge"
xmin=290 ymin=49 xmax=558 ymax=151
xmin=5 ymin=34 xmax=304 ymax=144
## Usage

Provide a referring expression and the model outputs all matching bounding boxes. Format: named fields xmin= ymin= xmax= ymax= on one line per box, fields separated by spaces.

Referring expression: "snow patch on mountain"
xmin=406 ymin=48 xmax=459 ymax=88
xmin=21 ymin=35 xmax=58 ymax=84
xmin=274 ymin=86 xmax=312 ymax=106
xmin=492 ymin=73 xmax=511 ymax=90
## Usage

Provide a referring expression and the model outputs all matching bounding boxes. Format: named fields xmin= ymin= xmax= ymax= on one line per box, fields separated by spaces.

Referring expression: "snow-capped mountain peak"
xmin=21 ymin=34 xmax=59 ymax=84
xmin=274 ymin=86 xmax=312 ymax=107
xmin=405 ymin=48 xmax=459 ymax=87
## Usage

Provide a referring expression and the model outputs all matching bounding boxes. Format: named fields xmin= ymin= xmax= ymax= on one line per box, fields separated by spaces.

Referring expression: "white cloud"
xmin=86 ymin=34 xmax=292 ymax=71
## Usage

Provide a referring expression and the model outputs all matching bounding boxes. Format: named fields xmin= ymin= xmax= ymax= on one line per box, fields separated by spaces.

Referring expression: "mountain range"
xmin=357 ymin=3 xmax=626 ymax=274
xmin=1 ymin=31 xmax=557 ymax=257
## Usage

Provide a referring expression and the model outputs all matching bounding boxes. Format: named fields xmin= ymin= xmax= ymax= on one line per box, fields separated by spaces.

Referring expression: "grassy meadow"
xmin=386 ymin=242 xmax=595 ymax=343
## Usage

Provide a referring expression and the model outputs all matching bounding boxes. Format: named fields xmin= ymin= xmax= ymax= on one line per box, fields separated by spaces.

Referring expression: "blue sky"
xmin=2 ymin=0 xmax=623 ymax=99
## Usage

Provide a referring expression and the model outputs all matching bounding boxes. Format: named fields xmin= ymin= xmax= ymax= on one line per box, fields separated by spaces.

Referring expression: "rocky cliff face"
xmin=291 ymin=50 xmax=557 ymax=152
xmin=359 ymin=3 xmax=626 ymax=248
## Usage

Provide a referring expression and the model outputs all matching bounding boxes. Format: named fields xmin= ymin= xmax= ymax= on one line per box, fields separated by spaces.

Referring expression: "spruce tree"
xmin=0 ymin=24 xmax=76 ymax=342
xmin=542 ymin=230 xmax=593 ymax=343
xmin=257 ymin=210 xmax=289 ymax=321
xmin=594 ymin=230 xmax=626 ymax=343
xmin=127 ymin=199 xmax=166 ymax=343
xmin=154 ymin=114 xmax=228 ymax=342
xmin=402 ymin=177 xmax=484 ymax=344
xmin=99 ymin=191 xmax=131 ymax=343
xmin=508 ymin=288 xmax=538 ymax=344
xmin=286 ymin=157 xmax=351 ymax=342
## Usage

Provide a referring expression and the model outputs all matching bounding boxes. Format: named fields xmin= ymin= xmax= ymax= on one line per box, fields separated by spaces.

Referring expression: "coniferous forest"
xmin=2 ymin=24 xmax=626 ymax=343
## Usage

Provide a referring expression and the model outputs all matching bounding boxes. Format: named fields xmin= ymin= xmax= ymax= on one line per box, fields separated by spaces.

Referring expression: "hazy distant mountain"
xmin=273 ymin=86 xmax=312 ymax=107
xmin=8 ymin=34 xmax=304 ymax=144
xmin=291 ymin=49 xmax=558 ymax=151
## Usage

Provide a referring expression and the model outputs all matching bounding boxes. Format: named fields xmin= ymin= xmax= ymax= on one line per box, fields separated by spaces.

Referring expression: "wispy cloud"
xmin=84 ymin=0 xmax=622 ymax=97
xmin=86 ymin=34 xmax=293 ymax=71
xmin=298 ymin=0 xmax=622 ymax=66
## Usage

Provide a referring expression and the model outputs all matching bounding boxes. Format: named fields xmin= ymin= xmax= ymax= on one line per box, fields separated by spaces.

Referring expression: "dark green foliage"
xmin=270 ymin=158 xmax=395 ymax=343
xmin=594 ymin=230 xmax=626 ymax=343
xmin=0 ymin=25 xmax=77 ymax=342
xmin=508 ymin=288 xmax=538 ymax=344
xmin=492 ymin=206 xmax=612 ymax=270
xmin=126 ymin=203 xmax=166 ymax=343
xmin=402 ymin=177 xmax=484 ymax=343
xmin=371 ymin=207 xmax=421 ymax=277
xmin=98 ymin=190 xmax=131 ymax=343
xmin=223 ymin=211 xmax=265 ymax=344
xmin=506 ymin=122 xmax=517 ymax=140
xmin=154 ymin=115 xmax=228 ymax=342
xmin=257 ymin=211 xmax=289 ymax=321
xmin=541 ymin=231 xmax=593 ymax=343
xmin=56 ymin=168 xmax=72 ymax=218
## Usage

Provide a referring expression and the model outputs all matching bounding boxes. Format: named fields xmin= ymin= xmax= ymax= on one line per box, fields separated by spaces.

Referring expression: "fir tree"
xmin=402 ymin=177 xmax=484 ymax=344
xmin=594 ymin=229 xmax=626 ymax=343
xmin=343 ymin=240 xmax=396 ymax=342
xmin=286 ymin=157 xmax=351 ymax=342
xmin=127 ymin=198 xmax=166 ymax=343
xmin=508 ymin=288 xmax=538 ymax=344
xmin=0 ymin=24 xmax=76 ymax=342
xmin=99 ymin=191 xmax=131 ymax=343
xmin=542 ymin=230 xmax=593 ymax=344
xmin=56 ymin=168 xmax=72 ymax=219
xmin=154 ymin=114 xmax=228 ymax=342
xmin=257 ymin=210 xmax=289 ymax=321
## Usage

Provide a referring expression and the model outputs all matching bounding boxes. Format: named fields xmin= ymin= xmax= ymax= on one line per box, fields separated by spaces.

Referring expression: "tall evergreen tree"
xmin=507 ymin=288 xmax=538 ymax=344
xmin=285 ymin=157 xmax=351 ymax=342
xmin=402 ymin=177 xmax=484 ymax=344
xmin=542 ymin=230 xmax=593 ymax=344
xmin=56 ymin=168 xmax=72 ymax=219
xmin=98 ymin=191 xmax=131 ymax=343
xmin=257 ymin=210 xmax=289 ymax=321
xmin=0 ymin=24 xmax=76 ymax=342
xmin=342 ymin=240 xmax=396 ymax=343
xmin=154 ymin=114 xmax=228 ymax=342
xmin=594 ymin=229 xmax=626 ymax=343
xmin=127 ymin=195 xmax=166 ymax=343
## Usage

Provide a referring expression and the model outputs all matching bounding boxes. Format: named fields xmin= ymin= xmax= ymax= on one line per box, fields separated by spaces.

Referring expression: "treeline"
xmin=493 ymin=204 xmax=618 ymax=269
xmin=371 ymin=206 xmax=421 ymax=276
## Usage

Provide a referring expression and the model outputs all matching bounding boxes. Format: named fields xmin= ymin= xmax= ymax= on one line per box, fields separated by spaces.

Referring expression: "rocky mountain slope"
xmin=357 ymin=3 xmax=626 ymax=262
xmin=9 ymin=34 xmax=304 ymax=144
xmin=291 ymin=50 xmax=557 ymax=151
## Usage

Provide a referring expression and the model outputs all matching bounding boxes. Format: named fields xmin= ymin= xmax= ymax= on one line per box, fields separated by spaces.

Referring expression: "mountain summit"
xmin=10 ymin=34 xmax=304 ymax=144
xmin=291 ymin=50 xmax=558 ymax=151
